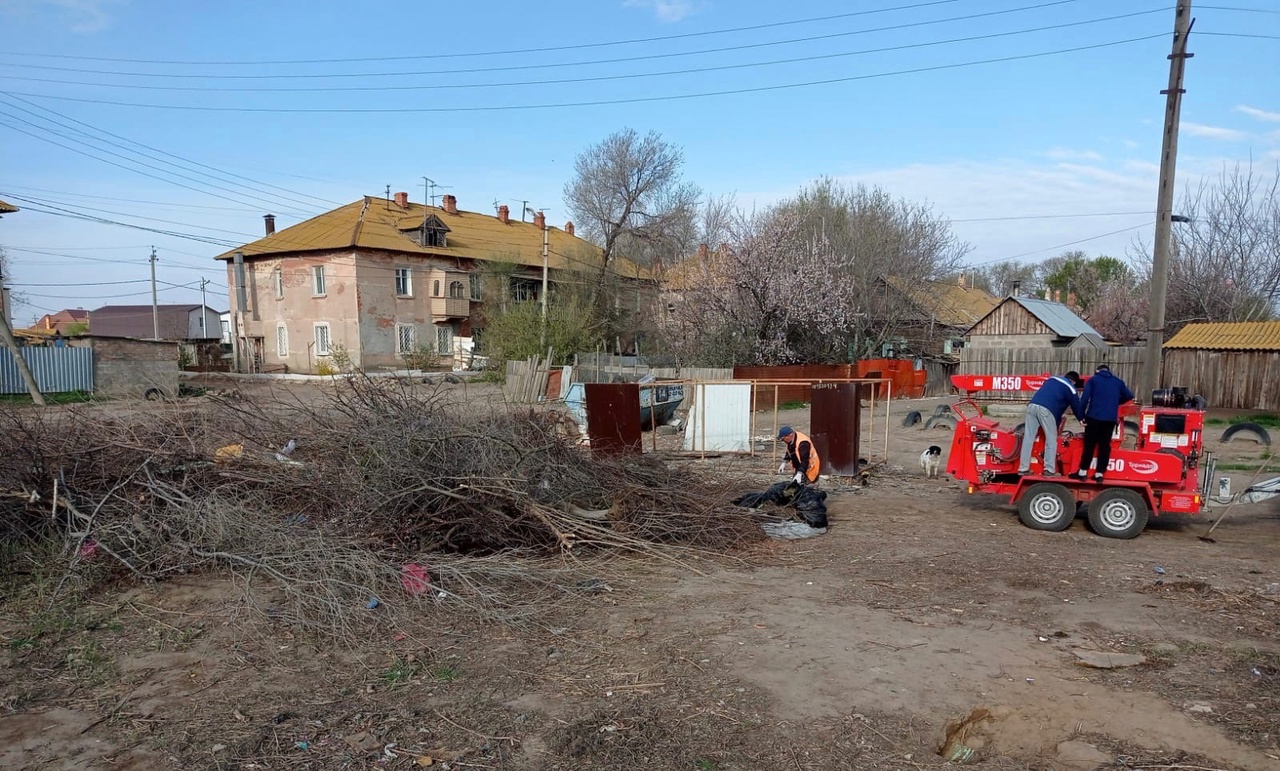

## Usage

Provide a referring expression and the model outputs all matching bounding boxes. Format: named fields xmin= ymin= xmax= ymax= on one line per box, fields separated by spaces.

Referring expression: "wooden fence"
xmin=1163 ymin=349 xmax=1280 ymax=411
xmin=959 ymin=347 xmax=1146 ymax=385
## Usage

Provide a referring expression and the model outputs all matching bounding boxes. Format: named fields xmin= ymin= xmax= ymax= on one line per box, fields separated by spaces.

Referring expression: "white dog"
xmin=920 ymin=445 xmax=943 ymax=478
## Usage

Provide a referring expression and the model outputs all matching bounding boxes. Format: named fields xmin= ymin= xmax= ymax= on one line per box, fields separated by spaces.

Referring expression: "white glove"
xmin=778 ymin=462 xmax=789 ymax=475
xmin=792 ymin=471 xmax=804 ymax=485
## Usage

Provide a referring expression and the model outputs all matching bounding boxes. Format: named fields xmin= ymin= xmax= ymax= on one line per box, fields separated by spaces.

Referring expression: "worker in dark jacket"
xmin=1018 ymin=371 xmax=1084 ymax=476
xmin=777 ymin=426 xmax=821 ymax=485
xmin=1075 ymin=364 xmax=1135 ymax=483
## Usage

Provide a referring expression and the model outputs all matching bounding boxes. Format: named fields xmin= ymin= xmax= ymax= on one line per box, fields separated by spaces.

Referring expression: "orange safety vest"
xmin=787 ymin=430 xmax=822 ymax=483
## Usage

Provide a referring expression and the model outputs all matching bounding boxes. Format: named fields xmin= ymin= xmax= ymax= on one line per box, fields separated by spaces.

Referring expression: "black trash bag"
xmin=733 ymin=481 xmax=827 ymax=529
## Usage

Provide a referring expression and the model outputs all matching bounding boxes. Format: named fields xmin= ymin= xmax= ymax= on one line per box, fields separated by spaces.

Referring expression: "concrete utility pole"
xmin=1143 ymin=0 xmax=1194 ymax=399
xmin=149 ymin=246 xmax=160 ymax=339
xmin=540 ymin=214 xmax=550 ymax=348
xmin=199 ymin=278 xmax=209 ymax=336
xmin=0 ymin=262 xmax=45 ymax=405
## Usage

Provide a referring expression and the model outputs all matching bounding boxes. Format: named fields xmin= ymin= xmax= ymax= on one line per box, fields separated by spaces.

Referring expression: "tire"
xmin=143 ymin=387 xmax=163 ymax=401
xmin=924 ymin=415 xmax=956 ymax=431
xmin=934 ymin=403 xmax=953 ymax=417
xmin=1013 ymin=422 xmax=1025 ymax=438
xmin=902 ymin=410 xmax=922 ymax=428
xmin=1221 ymin=422 xmax=1272 ymax=446
xmin=1123 ymin=419 xmax=1140 ymax=435
xmin=1087 ymin=488 xmax=1149 ymax=539
xmin=1017 ymin=482 xmax=1076 ymax=532
xmin=1190 ymin=395 xmax=1208 ymax=410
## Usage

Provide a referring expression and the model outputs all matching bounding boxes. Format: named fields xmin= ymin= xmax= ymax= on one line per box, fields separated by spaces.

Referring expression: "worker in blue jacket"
xmin=1018 ymin=371 xmax=1084 ymax=476
xmin=1075 ymin=364 xmax=1135 ymax=483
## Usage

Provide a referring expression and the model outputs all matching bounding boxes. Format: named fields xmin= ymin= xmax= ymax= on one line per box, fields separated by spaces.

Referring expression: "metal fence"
xmin=0 ymin=347 xmax=94 ymax=394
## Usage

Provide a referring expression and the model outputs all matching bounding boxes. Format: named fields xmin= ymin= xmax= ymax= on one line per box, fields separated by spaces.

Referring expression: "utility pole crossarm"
xmin=1142 ymin=0 xmax=1194 ymax=400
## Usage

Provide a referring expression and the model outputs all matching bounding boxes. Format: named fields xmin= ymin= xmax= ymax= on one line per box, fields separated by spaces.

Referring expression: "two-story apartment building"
xmin=218 ymin=192 xmax=641 ymax=373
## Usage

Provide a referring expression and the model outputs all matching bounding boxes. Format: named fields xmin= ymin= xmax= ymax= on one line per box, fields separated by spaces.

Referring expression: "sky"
xmin=0 ymin=0 xmax=1277 ymax=323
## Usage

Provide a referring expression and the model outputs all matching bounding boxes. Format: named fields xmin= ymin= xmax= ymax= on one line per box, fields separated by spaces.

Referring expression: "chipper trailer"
xmin=944 ymin=374 xmax=1280 ymax=539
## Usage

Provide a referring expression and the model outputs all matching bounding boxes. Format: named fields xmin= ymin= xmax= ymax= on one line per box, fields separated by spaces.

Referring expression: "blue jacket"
xmin=1030 ymin=376 xmax=1084 ymax=424
xmin=1080 ymin=369 xmax=1134 ymax=421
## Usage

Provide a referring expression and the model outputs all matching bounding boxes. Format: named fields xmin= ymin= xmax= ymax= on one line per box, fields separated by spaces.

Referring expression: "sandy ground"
xmin=1 ymin=383 xmax=1278 ymax=770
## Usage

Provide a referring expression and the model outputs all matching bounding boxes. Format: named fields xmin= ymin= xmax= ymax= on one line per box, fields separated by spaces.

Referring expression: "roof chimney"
xmin=263 ymin=213 xmax=276 ymax=236
xmin=564 ymin=221 xmax=575 ymax=236
xmin=1012 ymin=279 xmax=1023 ymax=297
xmin=442 ymin=194 xmax=458 ymax=215
xmin=498 ymin=205 xmax=510 ymax=225
xmin=697 ymin=243 xmax=709 ymax=259
xmin=394 ymin=191 xmax=409 ymax=209
xmin=533 ymin=210 xmax=546 ymax=230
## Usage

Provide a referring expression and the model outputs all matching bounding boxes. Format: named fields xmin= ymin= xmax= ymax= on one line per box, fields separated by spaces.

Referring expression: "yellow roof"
xmin=1164 ymin=321 xmax=1280 ymax=351
xmin=0 ymin=198 xmax=18 ymax=214
xmin=215 ymin=197 xmax=650 ymax=280
xmin=885 ymin=277 xmax=999 ymax=327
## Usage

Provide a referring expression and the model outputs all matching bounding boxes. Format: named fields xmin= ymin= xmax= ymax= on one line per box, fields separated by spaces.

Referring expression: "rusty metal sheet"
xmin=809 ymin=382 xmax=863 ymax=476
xmin=584 ymin=383 xmax=642 ymax=455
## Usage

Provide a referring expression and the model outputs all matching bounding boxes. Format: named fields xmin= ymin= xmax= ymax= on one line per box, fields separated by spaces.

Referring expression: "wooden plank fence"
xmin=1163 ymin=349 xmax=1280 ymax=412
xmin=958 ymin=347 xmax=1146 ymax=401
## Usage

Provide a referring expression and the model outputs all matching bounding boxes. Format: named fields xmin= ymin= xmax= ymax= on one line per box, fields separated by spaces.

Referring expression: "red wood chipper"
xmin=945 ymin=373 xmax=1226 ymax=539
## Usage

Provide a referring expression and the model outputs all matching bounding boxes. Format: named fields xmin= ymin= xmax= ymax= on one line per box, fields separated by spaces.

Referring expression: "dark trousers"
xmin=1078 ymin=420 xmax=1117 ymax=477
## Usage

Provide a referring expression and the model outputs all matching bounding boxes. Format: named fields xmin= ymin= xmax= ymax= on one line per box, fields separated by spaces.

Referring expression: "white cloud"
xmin=0 ymin=0 xmax=121 ymax=33
xmin=1234 ymin=105 xmax=1280 ymax=123
xmin=623 ymin=0 xmax=698 ymax=23
xmin=1182 ymin=123 xmax=1250 ymax=141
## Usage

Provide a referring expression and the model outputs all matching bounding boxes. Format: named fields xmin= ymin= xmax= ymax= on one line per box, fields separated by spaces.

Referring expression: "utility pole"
xmin=0 ymin=261 xmax=44 ymax=405
xmin=149 ymin=246 xmax=160 ymax=339
xmin=540 ymin=214 xmax=550 ymax=348
xmin=199 ymin=278 xmax=209 ymax=337
xmin=1143 ymin=0 xmax=1194 ymax=399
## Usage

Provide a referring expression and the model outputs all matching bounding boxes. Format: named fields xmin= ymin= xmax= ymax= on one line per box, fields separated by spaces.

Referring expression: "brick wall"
xmin=90 ymin=337 xmax=181 ymax=399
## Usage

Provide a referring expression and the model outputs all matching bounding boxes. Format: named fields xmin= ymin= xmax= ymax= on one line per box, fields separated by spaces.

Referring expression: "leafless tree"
xmin=563 ymin=128 xmax=701 ymax=273
xmin=971 ymin=260 xmax=1042 ymax=298
xmin=1131 ymin=163 xmax=1280 ymax=332
xmin=774 ymin=179 xmax=971 ymax=356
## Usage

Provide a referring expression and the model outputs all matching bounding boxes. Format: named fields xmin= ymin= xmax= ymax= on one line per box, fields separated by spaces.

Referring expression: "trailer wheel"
xmin=902 ymin=410 xmax=922 ymax=428
xmin=1087 ymin=488 xmax=1149 ymax=539
xmin=1221 ymin=422 xmax=1272 ymax=446
xmin=1017 ymin=483 xmax=1076 ymax=532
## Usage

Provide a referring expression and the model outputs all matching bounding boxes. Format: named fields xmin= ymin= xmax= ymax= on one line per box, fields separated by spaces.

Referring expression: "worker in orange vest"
xmin=777 ymin=426 xmax=821 ymax=485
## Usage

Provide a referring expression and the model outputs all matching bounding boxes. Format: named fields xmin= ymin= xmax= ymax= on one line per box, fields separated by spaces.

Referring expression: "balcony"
xmin=431 ymin=296 xmax=470 ymax=319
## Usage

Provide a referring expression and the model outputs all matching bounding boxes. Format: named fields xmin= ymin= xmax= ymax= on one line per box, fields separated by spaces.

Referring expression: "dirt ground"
xmin=1 ymin=382 xmax=1278 ymax=770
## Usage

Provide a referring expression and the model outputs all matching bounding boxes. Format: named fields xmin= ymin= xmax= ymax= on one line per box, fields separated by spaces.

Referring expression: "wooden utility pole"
xmin=1142 ymin=0 xmax=1194 ymax=399
xmin=149 ymin=246 xmax=160 ymax=339
xmin=540 ymin=214 xmax=550 ymax=348
xmin=0 ymin=265 xmax=45 ymax=405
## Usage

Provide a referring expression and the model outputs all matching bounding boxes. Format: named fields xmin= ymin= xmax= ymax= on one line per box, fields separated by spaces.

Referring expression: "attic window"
xmin=402 ymin=213 xmax=451 ymax=248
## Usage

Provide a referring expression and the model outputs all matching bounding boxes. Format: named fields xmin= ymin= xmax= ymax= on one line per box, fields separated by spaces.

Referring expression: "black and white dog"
xmin=920 ymin=445 xmax=943 ymax=478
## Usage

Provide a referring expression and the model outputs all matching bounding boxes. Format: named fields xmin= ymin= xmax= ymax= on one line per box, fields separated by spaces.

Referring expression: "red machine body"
xmin=946 ymin=374 xmax=1212 ymax=538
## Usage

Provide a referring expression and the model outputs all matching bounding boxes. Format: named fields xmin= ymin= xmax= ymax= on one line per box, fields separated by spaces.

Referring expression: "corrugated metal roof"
xmin=1011 ymin=296 xmax=1100 ymax=338
xmin=1164 ymin=321 xmax=1280 ymax=350
xmin=215 ymin=198 xmax=650 ymax=280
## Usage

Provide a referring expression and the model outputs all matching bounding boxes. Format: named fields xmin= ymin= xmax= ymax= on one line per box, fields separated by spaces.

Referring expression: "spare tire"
xmin=924 ymin=415 xmax=957 ymax=431
xmin=902 ymin=410 xmax=923 ymax=428
xmin=1221 ymin=422 xmax=1272 ymax=446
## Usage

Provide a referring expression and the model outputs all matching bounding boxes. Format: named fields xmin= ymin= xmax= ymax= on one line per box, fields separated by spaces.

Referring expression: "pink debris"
xmin=400 ymin=563 xmax=431 ymax=595
xmin=79 ymin=540 xmax=99 ymax=559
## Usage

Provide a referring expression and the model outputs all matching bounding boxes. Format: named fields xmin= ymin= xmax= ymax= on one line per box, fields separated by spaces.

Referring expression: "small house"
xmin=965 ymin=295 xmax=1101 ymax=349
xmin=1163 ymin=321 xmax=1280 ymax=411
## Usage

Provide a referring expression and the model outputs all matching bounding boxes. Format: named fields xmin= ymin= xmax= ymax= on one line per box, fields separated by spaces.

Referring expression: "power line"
xmin=0 ymin=95 xmax=332 ymax=212
xmin=968 ymin=221 xmax=1156 ymax=267
xmin=0 ymin=117 xmax=318 ymax=216
xmin=0 ymin=193 xmax=273 ymax=239
xmin=0 ymin=0 xmax=1083 ymax=80
xmin=950 ymin=210 xmax=1153 ymax=223
xmin=1198 ymin=5 xmax=1280 ymax=14
xmin=0 ymin=10 xmax=1167 ymax=94
xmin=6 ymin=35 xmax=1164 ymax=114
xmin=0 ymin=0 xmax=965 ymax=65
xmin=1198 ymin=31 xmax=1280 ymax=39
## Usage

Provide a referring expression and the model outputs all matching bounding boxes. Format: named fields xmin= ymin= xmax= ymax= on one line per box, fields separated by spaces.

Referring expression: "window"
xmin=312 ymin=265 xmax=326 ymax=296
xmin=436 ymin=325 xmax=454 ymax=355
xmin=314 ymin=323 xmax=331 ymax=356
xmin=395 ymin=267 xmax=412 ymax=297
xmin=396 ymin=324 xmax=416 ymax=356
xmin=425 ymin=228 xmax=447 ymax=248
xmin=448 ymin=280 xmax=464 ymax=299
xmin=433 ymin=280 xmax=441 ymax=297
xmin=469 ymin=272 xmax=482 ymax=301
xmin=511 ymin=277 xmax=540 ymax=303
xmin=276 ymin=324 xmax=288 ymax=357
xmin=273 ymin=267 xmax=284 ymax=299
